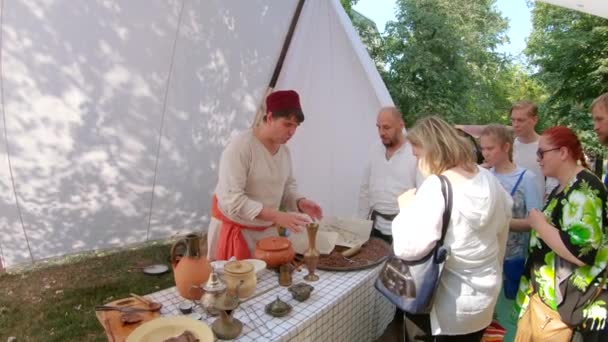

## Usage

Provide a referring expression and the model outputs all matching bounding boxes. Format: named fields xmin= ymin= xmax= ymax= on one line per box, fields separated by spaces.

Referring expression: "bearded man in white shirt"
xmin=358 ymin=107 xmax=421 ymax=244
xmin=510 ymin=101 xmax=558 ymax=197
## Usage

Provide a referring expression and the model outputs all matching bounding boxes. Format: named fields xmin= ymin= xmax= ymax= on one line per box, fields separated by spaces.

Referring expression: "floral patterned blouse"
xmin=515 ymin=169 xmax=608 ymax=330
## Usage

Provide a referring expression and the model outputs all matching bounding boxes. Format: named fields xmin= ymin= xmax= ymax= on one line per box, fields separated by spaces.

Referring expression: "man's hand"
xmin=274 ymin=211 xmax=310 ymax=233
xmin=297 ymin=198 xmax=323 ymax=220
xmin=397 ymin=188 xmax=417 ymax=208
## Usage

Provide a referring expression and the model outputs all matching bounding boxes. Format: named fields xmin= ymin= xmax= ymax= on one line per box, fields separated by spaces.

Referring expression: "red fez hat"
xmin=266 ymin=90 xmax=302 ymax=113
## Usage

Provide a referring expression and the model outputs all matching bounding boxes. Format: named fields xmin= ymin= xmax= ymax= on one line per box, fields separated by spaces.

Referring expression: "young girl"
xmin=480 ymin=124 xmax=542 ymax=342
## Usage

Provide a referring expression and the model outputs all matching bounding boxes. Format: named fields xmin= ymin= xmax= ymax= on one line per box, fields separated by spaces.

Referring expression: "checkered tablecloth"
xmin=146 ymin=264 xmax=395 ymax=342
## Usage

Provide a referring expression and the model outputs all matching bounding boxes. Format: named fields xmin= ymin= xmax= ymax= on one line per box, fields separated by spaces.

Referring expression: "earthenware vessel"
xmin=223 ymin=260 xmax=256 ymax=299
xmin=170 ymin=234 xmax=212 ymax=300
xmin=254 ymin=236 xmax=295 ymax=268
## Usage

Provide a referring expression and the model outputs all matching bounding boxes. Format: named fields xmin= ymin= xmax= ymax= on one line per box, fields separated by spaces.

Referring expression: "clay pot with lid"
xmin=254 ymin=236 xmax=295 ymax=268
xmin=223 ymin=260 xmax=257 ymax=299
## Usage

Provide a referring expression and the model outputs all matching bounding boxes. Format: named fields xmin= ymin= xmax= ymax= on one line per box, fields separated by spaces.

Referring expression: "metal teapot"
xmin=199 ymin=269 xmax=226 ymax=316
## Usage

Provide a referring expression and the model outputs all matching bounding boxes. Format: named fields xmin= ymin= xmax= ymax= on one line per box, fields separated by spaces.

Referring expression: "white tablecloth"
xmin=147 ymin=264 xmax=395 ymax=341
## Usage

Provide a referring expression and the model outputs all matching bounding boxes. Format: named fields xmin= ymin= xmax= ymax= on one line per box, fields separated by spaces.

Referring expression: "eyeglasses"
xmin=536 ymin=147 xmax=561 ymax=160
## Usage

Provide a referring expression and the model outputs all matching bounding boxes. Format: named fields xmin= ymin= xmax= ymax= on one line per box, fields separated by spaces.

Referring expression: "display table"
xmin=146 ymin=264 xmax=395 ymax=341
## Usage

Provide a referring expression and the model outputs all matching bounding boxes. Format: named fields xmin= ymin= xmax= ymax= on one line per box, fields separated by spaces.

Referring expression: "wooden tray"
xmin=297 ymin=237 xmax=391 ymax=272
xmin=95 ymin=296 xmax=160 ymax=342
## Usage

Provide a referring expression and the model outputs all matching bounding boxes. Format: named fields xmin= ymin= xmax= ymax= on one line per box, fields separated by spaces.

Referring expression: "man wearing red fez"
xmin=207 ymin=90 xmax=323 ymax=260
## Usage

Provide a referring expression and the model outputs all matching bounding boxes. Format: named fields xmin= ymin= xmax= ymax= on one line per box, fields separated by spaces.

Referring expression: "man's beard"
xmin=382 ymin=139 xmax=394 ymax=148
xmin=382 ymin=134 xmax=400 ymax=148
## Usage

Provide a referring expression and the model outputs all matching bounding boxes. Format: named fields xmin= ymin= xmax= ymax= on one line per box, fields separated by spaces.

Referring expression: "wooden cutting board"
xmin=95 ymin=296 xmax=161 ymax=342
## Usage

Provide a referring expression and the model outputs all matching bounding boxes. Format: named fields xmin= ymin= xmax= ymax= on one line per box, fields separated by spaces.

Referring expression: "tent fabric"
xmin=0 ymin=0 xmax=392 ymax=268
xmin=276 ymin=0 xmax=393 ymax=217
xmin=538 ymin=0 xmax=608 ymax=19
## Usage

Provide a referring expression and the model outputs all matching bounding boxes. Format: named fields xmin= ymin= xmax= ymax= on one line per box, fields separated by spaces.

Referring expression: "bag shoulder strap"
xmin=510 ymin=169 xmax=527 ymax=196
xmin=436 ymin=175 xmax=453 ymax=247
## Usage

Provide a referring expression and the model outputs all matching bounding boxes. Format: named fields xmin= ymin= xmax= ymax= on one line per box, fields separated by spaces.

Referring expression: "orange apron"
xmin=212 ymin=195 xmax=268 ymax=260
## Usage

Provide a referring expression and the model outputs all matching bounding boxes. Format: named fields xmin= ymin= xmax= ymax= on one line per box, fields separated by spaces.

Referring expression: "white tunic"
xmin=207 ymin=130 xmax=303 ymax=259
xmin=357 ymin=141 xmax=422 ymax=235
xmin=392 ymin=167 xmax=512 ymax=335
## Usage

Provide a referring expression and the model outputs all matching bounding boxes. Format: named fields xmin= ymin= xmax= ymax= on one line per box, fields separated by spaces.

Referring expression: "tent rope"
xmin=252 ymin=0 xmax=306 ymax=127
xmin=0 ymin=0 xmax=35 ymax=264
xmin=146 ymin=0 xmax=187 ymax=241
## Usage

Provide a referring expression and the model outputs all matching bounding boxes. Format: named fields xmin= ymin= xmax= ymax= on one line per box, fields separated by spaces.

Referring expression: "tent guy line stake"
xmin=146 ymin=0 xmax=187 ymax=241
xmin=0 ymin=0 xmax=35 ymax=264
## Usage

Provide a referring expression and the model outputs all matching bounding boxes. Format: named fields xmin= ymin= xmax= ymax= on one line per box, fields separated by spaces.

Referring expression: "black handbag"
xmin=374 ymin=175 xmax=452 ymax=314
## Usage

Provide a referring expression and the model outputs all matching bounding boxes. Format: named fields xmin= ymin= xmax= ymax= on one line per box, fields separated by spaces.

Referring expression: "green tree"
xmin=525 ymin=3 xmax=608 ymax=155
xmin=340 ymin=0 xmax=385 ymax=68
xmin=381 ymin=0 xmax=510 ymax=124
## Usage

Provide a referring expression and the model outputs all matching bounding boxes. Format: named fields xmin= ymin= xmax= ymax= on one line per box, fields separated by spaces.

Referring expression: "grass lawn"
xmin=0 ymin=242 xmax=176 ymax=341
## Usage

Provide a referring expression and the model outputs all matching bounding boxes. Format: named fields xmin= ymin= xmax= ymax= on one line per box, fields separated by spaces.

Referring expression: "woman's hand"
xmin=528 ymin=208 xmax=547 ymax=230
xmin=398 ymin=188 xmax=417 ymax=208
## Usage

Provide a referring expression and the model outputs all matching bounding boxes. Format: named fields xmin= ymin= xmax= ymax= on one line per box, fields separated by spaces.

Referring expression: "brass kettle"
xmin=211 ymin=292 xmax=242 ymax=340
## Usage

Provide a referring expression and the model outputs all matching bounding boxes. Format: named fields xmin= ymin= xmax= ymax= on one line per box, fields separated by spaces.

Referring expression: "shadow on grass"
xmin=0 ymin=243 xmax=175 ymax=341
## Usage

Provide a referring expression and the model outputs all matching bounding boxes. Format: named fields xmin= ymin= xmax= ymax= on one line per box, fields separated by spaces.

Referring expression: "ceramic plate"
xmin=242 ymin=259 xmax=267 ymax=274
xmin=142 ymin=264 xmax=169 ymax=275
xmin=126 ymin=316 xmax=213 ymax=342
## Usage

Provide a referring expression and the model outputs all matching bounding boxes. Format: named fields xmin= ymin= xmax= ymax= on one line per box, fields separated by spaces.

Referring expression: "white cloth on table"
xmin=391 ymin=166 xmax=512 ymax=335
xmin=207 ymin=129 xmax=303 ymax=259
xmin=357 ymin=141 xmax=422 ymax=235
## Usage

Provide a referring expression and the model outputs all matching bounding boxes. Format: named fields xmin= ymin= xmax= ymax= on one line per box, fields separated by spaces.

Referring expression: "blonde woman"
xmin=392 ymin=116 xmax=512 ymax=341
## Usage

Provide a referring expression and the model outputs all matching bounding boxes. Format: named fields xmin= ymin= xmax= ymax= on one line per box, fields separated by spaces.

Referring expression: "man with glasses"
xmin=510 ymin=101 xmax=558 ymax=198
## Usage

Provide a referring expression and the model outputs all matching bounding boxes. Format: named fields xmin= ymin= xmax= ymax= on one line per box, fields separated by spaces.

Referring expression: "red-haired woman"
xmin=515 ymin=126 xmax=608 ymax=341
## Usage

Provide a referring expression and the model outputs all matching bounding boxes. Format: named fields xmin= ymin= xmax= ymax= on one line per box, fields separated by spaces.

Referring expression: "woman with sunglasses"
xmin=514 ymin=126 xmax=608 ymax=341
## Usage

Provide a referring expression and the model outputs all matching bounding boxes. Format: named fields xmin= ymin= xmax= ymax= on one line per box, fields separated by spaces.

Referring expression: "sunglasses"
xmin=536 ymin=147 xmax=561 ymax=160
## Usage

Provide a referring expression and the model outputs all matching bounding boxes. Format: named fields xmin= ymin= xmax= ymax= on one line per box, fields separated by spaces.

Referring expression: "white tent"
xmin=0 ymin=0 xmax=392 ymax=269
xmin=538 ymin=0 xmax=608 ymax=19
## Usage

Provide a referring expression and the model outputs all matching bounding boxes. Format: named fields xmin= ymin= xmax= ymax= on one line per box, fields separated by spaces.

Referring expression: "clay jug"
xmin=170 ymin=233 xmax=212 ymax=300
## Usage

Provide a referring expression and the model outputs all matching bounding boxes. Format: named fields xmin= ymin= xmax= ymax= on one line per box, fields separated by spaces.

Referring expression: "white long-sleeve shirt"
xmin=357 ymin=141 xmax=422 ymax=235
xmin=392 ymin=167 xmax=512 ymax=335
xmin=207 ymin=130 xmax=303 ymax=259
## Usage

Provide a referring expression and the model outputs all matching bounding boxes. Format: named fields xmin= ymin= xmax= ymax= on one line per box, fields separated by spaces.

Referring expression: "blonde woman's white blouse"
xmin=392 ymin=166 xmax=512 ymax=335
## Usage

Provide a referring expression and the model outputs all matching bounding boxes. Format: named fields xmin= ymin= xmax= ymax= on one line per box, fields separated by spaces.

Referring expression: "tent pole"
xmin=252 ymin=0 xmax=306 ymax=127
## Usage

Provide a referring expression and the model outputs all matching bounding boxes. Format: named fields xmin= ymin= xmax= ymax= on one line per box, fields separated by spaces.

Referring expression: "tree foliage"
xmin=381 ymin=0 xmax=511 ymax=124
xmin=525 ymin=3 xmax=608 ymax=154
xmin=340 ymin=0 xmax=608 ymax=159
